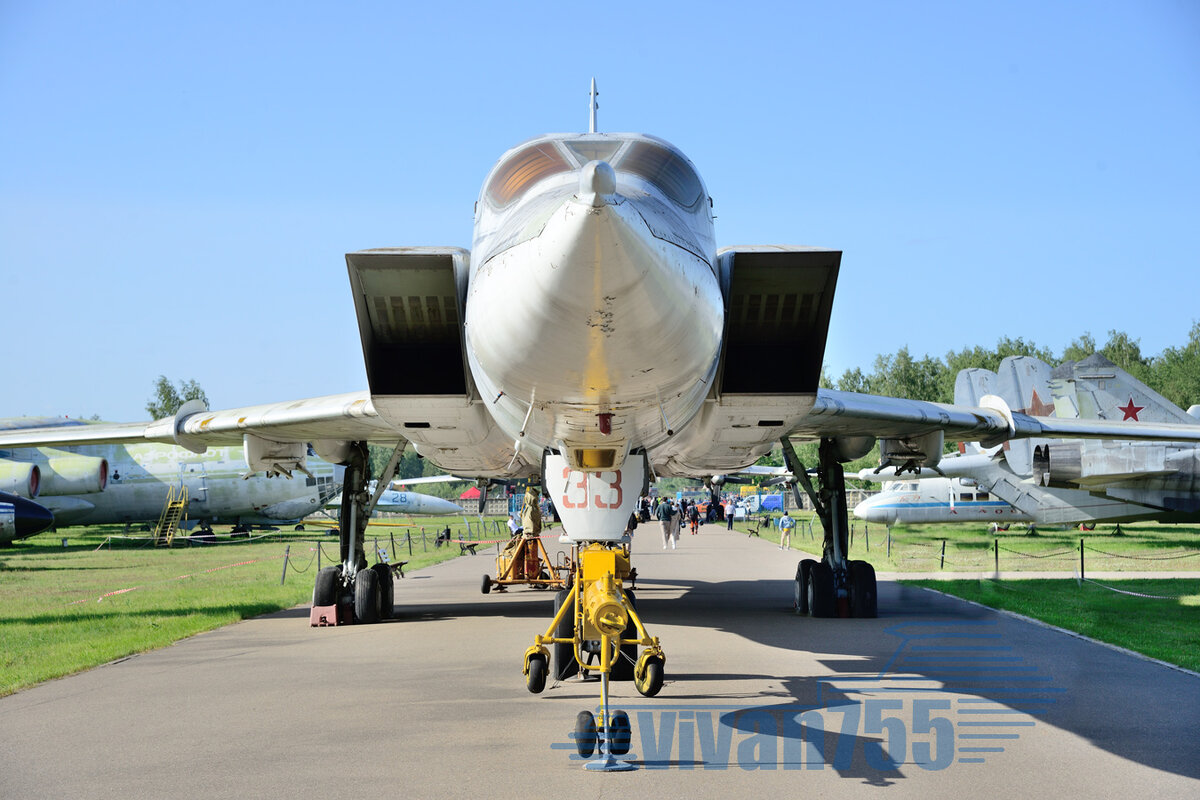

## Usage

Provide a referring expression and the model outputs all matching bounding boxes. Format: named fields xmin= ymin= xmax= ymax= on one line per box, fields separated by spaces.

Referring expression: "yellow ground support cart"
xmin=480 ymin=532 xmax=573 ymax=593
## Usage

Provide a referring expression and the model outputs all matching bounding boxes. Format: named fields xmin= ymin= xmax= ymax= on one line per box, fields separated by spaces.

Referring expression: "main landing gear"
xmin=309 ymin=441 xmax=404 ymax=626
xmin=782 ymin=437 xmax=878 ymax=619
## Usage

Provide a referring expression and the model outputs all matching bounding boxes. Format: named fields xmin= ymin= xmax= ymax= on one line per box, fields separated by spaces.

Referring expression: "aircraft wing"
xmin=791 ymin=389 xmax=1200 ymax=445
xmin=8 ymin=384 xmax=1200 ymax=484
xmin=0 ymin=420 xmax=158 ymax=449
xmin=0 ymin=392 xmax=400 ymax=452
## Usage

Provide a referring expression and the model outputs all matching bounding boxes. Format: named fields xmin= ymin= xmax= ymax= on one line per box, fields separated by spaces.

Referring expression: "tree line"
xmin=825 ymin=322 xmax=1200 ymax=411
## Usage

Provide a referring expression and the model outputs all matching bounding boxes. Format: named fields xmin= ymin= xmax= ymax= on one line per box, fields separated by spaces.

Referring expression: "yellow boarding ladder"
xmin=154 ymin=485 xmax=189 ymax=546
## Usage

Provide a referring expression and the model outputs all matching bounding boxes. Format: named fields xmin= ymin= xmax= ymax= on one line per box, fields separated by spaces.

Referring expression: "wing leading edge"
xmin=0 ymin=392 xmax=400 ymax=455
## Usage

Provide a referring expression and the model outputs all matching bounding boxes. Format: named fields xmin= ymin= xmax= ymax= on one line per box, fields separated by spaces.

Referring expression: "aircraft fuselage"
xmin=2 ymin=443 xmax=340 ymax=528
xmin=853 ymin=477 xmax=1028 ymax=526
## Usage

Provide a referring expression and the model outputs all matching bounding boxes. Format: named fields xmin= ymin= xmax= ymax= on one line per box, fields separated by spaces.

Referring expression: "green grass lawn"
xmin=0 ymin=519 xmax=500 ymax=696
xmin=726 ymin=516 xmax=1200 ymax=671
xmin=731 ymin=515 xmax=1200 ymax=574
xmin=903 ymin=578 xmax=1200 ymax=673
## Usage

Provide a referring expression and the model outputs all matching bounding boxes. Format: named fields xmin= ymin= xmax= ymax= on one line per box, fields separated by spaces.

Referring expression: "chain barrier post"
xmin=280 ymin=545 xmax=291 ymax=585
xmin=940 ymin=540 xmax=946 ymax=570
xmin=1080 ymin=538 xmax=1085 ymax=581
xmin=994 ymin=538 xmax=999 ymax=574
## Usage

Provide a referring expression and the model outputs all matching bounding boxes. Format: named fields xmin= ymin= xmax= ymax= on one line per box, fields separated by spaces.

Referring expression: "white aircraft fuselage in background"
xmin=854 ymin=475 xmax=1029 ymax=526
xmin=328 ymin=485 xmax=463 ymax=516
xmin=1 ymin=437 xmax=341 ymax=529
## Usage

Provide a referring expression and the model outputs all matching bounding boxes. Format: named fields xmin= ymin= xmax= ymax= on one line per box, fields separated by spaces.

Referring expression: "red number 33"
xmin=561 ymin=468 xmax=622 ymax=509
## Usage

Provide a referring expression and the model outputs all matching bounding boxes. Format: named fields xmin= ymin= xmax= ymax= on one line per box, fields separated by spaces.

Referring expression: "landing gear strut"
xmin=310 ymin=441 xmax=405 ymax=626
xmin=524 ymin=543 xmax=665 ymax=695
xmin=782 ymin=437 xmax=877 ymax=618
xmin=524 ymin=542 xmax=658 ymax=771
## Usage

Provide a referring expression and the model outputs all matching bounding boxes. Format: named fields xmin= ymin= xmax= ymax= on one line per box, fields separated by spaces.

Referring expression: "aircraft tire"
xmin=795 ymin=559 xmax=818 ymax=614
xmin=575 ymin=711 xmax=598 ymax=758
xmin=552 ymin=590 xmax=578 ymax=680
xmin=848 ymin=560 xmax=877 ymax=618
xmin=635 ymin=656 xmax=664 ymax=697
xmin=526 ymin=653 xmax=547 ymax=694
xmin=807 ymin=562 xmax=836 ymax=618
xmin=609 ymin=710 xmax=632 ymax=755
xmin=371 ymin=563 xmax=394 ymax=620
xmin=354 ymin=567 xmax=381 ymax=624
xmin=313 ymin=565 xmax=341 ymax=606
xmin=612 ymin=590 xmax=637 ymax=681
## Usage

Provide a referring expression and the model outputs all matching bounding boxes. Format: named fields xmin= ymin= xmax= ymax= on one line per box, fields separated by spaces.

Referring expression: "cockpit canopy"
xmin=483 ymin=134 xmax=705 ymax=210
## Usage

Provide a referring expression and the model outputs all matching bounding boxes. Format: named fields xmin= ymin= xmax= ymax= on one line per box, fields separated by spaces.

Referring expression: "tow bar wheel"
xmin=524 ymin=647 xmax=549 ymax=694
xmin=634 ymin=653 xmax=664 ymax=697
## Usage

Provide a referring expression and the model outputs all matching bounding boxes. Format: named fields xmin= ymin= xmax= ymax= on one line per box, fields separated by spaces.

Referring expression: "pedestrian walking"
xmin=656 ymin=498 xmax=678 ymax=550
xmin=779 ymin=510 xmax=795 ymax=550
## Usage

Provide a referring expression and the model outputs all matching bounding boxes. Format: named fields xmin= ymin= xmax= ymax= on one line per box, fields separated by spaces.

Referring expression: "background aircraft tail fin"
xmin=955 ymin=355 xmax=1056 ymax=476
xmin=1049 ymin=353 xmax=1198 ymax=426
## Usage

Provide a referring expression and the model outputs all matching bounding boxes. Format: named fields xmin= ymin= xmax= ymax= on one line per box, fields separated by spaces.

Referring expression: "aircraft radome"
xmin=5 ymin=87 xmax=1200 ymax=759
xmin=0 ymin=490 xmax=54 ymax=545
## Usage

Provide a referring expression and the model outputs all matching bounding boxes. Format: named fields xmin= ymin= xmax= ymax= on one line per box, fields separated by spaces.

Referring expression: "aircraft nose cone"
xmin=468 ymin=190 xmax=722 ymax=406
xmin=852 ymin=500 xmax=893 ymax=526
xmin=433 ymin=497 xmax=465 ymax=515
xmin=852 ymin=501 xmax=876 ymax=521
xmin=6 ymin=493 xmax=54 ymax=539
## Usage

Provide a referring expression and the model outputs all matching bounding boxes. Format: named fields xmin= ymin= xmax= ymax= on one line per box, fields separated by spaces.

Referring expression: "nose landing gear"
xmin=522 ymin=541 xmax=665 ymax=771
xmin=524 ymin=543 xmax=665 ymax=694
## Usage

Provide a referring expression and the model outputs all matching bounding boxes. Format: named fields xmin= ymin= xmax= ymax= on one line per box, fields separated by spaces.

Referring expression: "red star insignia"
xmin=1117 ymin=398 xmax=1144 ymax=421
xmin=1022 ymin=390 xmax=1055 ymax=417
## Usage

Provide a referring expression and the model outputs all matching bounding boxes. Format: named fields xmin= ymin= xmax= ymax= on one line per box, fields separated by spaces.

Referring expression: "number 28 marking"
xmin=561 ymin=468 xmax=623 ymax=510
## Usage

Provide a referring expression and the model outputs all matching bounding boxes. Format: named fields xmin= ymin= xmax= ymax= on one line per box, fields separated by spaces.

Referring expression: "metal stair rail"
xmin=154 ymin=485 xmax=189 ymax=546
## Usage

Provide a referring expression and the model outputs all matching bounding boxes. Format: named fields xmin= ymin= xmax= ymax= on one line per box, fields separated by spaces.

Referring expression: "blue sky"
xmin=2 ymin=1 xmax=1197 ymax=421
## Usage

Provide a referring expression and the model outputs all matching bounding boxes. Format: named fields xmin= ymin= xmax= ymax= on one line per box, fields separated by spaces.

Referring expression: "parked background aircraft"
xmin=854 ymin=354 xmax=1200 ymax=527
xmin=327 ymin=480 xmax=463 ymax=516
xmin=853 ymin=469 xmax=1027 ymax=527
xmin=0 ymin=418 xmax=342 ymax=533
xmin=0 ymin=490 xmax=55 ymax=545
